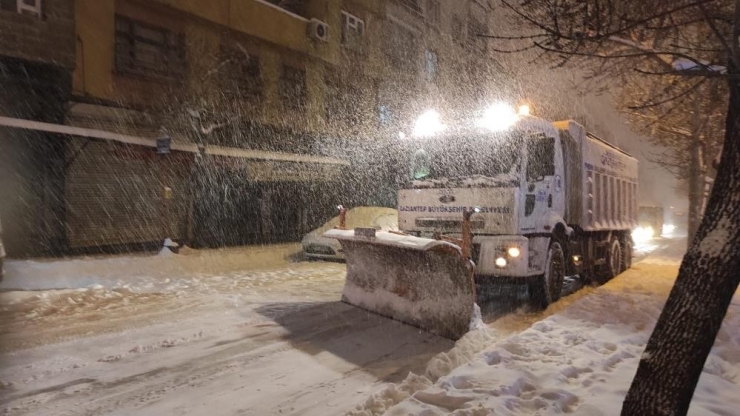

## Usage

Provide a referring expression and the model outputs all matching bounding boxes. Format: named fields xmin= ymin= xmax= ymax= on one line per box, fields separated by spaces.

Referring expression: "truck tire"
xmin=621 ymin=238 xmax=633 ymax=272
xmin=595 ymin=238 xmax=622 ymax=285
xmin=528 ymin=242 xmax=565 ymax=311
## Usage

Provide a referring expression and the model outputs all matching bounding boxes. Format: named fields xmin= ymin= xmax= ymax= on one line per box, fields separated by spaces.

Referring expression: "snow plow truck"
xmin=326 ymin=106 xmax=638 ymax=340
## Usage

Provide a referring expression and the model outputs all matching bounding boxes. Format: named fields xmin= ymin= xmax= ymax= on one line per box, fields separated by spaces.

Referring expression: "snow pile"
xmin=410 ymin=175 xmax=518 ymax=189
xmin=306 ymin=207 xmax=399 ymax=237
xmin=347 ymin=373 xmax=435 ymax=416
xmin=325 ymin=229 xmax=459 ymax=252
xmin=0 ymin=286 xmax=158 ymax=323
xmin=347 ymin=326 xmax=498 ymax=416
xmin=461 ymin=174 xmax=518 ymax=188
xmin=0 ymin=243 xmax=305 ymax=293
xmin=158 ymin=247 xmax=176 ymax=256
xmin=370 ymin=248 xmax=740 ymax=415
xmin=424 ymin=326 xmax=499 ymax=382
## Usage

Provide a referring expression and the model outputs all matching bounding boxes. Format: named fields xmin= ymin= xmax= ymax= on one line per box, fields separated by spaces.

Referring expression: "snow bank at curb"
xmin=346 ymin=373 xmax=435 ymax=416
xmin=0 ymin=243 xmax=304 ymax=292
xmin=372 ymin=261 xmax=740 ymax=415
xmin=347 ymin=326 xmax=499 ymax=416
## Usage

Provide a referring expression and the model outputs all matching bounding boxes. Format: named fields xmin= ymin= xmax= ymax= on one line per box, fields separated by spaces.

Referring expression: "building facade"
xmin=0 ymin=0 xmax=75 ymax=256
xmin=0 ymin=0 xmax=508 ymax=255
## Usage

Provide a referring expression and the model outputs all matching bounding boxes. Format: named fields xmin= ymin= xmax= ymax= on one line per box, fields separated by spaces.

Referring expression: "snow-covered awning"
xmin=0 ymin=116 xmax=349 ymax=166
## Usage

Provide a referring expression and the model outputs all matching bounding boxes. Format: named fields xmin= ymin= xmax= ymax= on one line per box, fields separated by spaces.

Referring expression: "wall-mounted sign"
xmin=157 ymin=135 xmax=171 ymax=154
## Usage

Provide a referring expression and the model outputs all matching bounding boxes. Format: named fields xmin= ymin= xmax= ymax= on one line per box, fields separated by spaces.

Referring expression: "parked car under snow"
xmin=302 ymin=207 xmax=398 ymax=260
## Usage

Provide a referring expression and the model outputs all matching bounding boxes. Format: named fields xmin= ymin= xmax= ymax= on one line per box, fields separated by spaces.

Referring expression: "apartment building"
xmin=0 ymin=0 xmax=507 ymax=254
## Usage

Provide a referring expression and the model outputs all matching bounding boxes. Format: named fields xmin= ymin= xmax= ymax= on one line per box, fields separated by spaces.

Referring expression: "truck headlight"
xmin=495 ymin=257 xmax=507 ymax=267
xmin=507 ymin=247 xmax=521 ymax=258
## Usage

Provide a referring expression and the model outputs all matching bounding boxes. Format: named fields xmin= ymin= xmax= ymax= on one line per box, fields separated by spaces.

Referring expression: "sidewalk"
xmin=0 ymin=243 xmax=303 ymax=292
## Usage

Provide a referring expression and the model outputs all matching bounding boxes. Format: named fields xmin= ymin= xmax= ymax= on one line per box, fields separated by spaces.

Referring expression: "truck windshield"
xmin=408 ymin=132 xmax=522 ymax=182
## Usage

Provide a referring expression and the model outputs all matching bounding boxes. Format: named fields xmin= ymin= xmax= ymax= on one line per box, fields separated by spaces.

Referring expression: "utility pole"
xmin=157 ymin=133 xmax=172 ymax=248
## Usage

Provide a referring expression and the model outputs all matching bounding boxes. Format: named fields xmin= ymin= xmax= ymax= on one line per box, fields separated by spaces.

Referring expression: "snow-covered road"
xmin=0 ymin=239 xmax=675 ymax=415
xmin=0 ymin=244 xmax=456 ymax=415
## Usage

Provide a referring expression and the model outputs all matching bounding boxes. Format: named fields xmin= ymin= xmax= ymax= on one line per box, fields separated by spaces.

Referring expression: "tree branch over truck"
xmin=484 ymin=0 xmax=740 ymax=414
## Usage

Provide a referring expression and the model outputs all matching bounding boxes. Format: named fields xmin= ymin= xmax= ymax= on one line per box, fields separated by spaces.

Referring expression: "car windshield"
xmin=313 ymin=207 xmax=398 ymax=234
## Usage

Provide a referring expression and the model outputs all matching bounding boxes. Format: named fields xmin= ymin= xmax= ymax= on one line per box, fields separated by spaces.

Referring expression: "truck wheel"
xmin=528 ymin=242 xmax=565 ymax=311
xmin=621 ymin=238 xmax=633 ymax=272
xmin=595 ymin=238 xmax=622 ymax=285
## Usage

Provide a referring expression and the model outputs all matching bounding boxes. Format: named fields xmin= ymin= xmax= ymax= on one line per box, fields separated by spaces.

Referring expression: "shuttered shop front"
xmin=65 ymin=139 xmax=190 ymax=249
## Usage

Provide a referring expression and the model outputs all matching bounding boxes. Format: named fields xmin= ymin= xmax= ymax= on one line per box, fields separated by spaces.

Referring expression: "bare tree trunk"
xmin=622 ymin=66 xmax=740 ymax=415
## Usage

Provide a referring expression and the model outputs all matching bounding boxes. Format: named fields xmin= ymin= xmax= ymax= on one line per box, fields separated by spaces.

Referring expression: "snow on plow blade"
xmin=324 ymin=229 xmax=476 ymax=340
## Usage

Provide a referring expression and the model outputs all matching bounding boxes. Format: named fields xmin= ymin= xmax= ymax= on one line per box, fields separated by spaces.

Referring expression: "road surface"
xmin=0 ymin=239 xmax=671 ymax=415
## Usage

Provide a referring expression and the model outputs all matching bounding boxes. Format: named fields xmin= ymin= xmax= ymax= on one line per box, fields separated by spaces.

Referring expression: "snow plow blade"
xmin=324 ymin=229 xmax=476 ymax=340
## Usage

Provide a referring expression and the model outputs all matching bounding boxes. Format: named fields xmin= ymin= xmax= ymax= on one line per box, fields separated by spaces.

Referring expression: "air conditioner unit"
xmin=308 ymin=18 xmax=329 ymax=42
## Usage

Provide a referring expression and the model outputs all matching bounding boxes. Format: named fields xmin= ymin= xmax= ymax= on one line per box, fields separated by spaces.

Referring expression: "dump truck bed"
xmin=556 ymin=121 xmax=639 ymax=231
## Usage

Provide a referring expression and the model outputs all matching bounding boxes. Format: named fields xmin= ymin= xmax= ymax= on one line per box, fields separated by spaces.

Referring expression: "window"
xmin=468 ymin=15 xmax=487 ymax=52
xmin=525 ymin=194 xmax=536 ymax=217
xmin=1 ymin=0 xmax=41 ymax=17
xmin=115 ymin=16 xmax=186 ymax=80
xmin=265 ymin=0 xmax=304 ymax=16
xmin=426 ymin=0 xmax=440 ymax=26
xmin=527 ymin=136 xmax=555 ymax=182
xmin=452 ymin=16 xmax=465 ymax=46
xmin=325 ymin=74 xmax=361 ymax=126
xmin=280 ymin=65 xmax=306 ymax=110
xmin=341 ymin=11 xmax=365 ymax=51
xmin=392 ymin=0 xmax=422 ymax=17
xmin=425 ymin=49 xmax=437 ymax=81
xmin=378 ymin=104 xmax=392 ymax=125
xmin=219 ymin=43 xmax=262 ymax=100
xmin=386 ymin=21 xmax=418 ymax=71
xmin=595 ymin=173 xmax=602 ymax=223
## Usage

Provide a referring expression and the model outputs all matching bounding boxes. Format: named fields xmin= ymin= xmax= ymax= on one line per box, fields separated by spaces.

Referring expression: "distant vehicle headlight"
xmin=495 ymin=257 xmax=508 ymax=267
xmin=662 ymin=224 xmax=676 ymax=235
xmin=507 ymin=247 xmax=521 ymax=258
xmin=632 ymin=226 xmax=654 ymax=244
